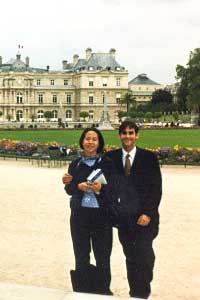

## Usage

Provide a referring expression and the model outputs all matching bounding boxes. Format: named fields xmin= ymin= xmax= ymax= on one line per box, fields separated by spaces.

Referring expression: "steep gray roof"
xmin=71 ymin=53 xmax=125 ymax=72
xmin=0 ymin=55 xmax=47 ymax=73
xmin=129 ymin=73 xmax=161 ymax=85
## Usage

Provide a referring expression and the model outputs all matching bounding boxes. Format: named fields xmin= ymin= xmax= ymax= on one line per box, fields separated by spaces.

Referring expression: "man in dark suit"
xmin=106 ymin=120 xmax=162 ymax=299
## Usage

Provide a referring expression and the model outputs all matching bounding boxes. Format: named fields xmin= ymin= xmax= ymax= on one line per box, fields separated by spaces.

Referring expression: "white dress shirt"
xmin=122 ymin=147 xmax=137 ymax=167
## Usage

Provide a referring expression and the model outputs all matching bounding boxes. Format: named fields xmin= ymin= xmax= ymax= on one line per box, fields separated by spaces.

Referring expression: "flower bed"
xmin=0 ymin=139 xmax=200 ymax=165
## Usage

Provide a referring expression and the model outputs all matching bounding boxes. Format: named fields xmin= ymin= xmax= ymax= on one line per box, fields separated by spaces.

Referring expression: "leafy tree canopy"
xmin=176 ymin=48 xmax=200 ymax=124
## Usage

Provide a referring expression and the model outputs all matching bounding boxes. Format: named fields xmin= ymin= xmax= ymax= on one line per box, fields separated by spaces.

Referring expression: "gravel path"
xmin=0 ymin=160 xmax=199 ymax=300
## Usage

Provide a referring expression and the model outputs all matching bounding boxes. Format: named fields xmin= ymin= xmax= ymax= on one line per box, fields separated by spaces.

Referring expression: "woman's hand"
xmin=62 ymin=173 xmax=73 ymax=185
xmin=78 ymin=182 xmax=90 ymax=192
xmin=89 ymin=182 xmax=102 ymax=193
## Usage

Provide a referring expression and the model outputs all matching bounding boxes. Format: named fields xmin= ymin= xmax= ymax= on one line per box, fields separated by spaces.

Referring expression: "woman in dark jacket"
xmin=64 ymin=128 xmax=113 ymax=295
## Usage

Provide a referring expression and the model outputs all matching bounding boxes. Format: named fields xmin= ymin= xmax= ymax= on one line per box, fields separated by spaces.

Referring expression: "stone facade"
xmin=0 ymin=48 xmax=128 ymax=124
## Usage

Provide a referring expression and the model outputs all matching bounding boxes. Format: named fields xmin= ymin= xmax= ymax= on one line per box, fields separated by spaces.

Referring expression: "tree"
xmin=145 ymin=112 xmax=153 ymax=122
xmin=79 ymin=111 xmax=89 ymax=121
xmin=154 ymin=112 xmax=162 ymax=120
xmin=151 ymin=89 xmax=173 ymax=112
xmin=176 ymin=48 xmax=200 ymax=125
xmin=44 ymin=111 xmax=53 ymax=121
xmin=118 ymin=110 xmax=127 ymax=121
xmin=121 ymin=91 xmax=136 ymax=113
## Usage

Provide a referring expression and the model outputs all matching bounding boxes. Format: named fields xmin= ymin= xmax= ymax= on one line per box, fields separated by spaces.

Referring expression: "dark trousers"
xmin=70 ymin=207 xmax=113 ymax=291
xmin=118 ymin=227 xmax=158 ymax=299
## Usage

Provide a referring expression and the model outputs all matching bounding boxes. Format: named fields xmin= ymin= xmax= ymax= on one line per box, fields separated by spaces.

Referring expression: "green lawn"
xmin=0 ymin=129 xmax=200 ymax=148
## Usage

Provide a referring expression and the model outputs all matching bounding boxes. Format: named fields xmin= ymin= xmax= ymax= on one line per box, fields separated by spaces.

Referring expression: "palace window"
xmin=37 ymin=110 xmax=44 ymax=119
xmin=116 ymin=77 xmax=121 ymax=87
xmin=66 ymin=94 xmax=71 ymax=104
xmin=89 ymin=78 xmax=94 ymax=87
xmin=53 ymin=95 xmax=57 ymax=104
xmin=89 ymin=94 xmax=94 ymax=104
xmin=64 ymin=79 xmax=68 ymax=86
xmin=37 ymin=79 xmax=41 ymax=86
xmin=16 ymin=110 xmax=23 ymax=121
xmin=116 ymin=93 xmax=121 ymax=104
xmin=16 ymin=92 xmax=23 ymax=104
xmin=38 ymin=94 xmax=43 ymax=104
xmin=50 ymin=79 xmax=54 ymax=86
xmin=89 ymin=110 xmax=94 ymax=119
xmin=102 ymin=93 xmax=105 ymax=104
xmin=102 ymin=77 xmax=108 ymax=87
xmin=52 ymin=110 xmax=58 ymax=119
xmin=66 ymin=110 xmax=72 ymax=119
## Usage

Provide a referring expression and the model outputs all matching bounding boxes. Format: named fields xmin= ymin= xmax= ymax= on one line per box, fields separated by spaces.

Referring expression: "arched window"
xmin=66 ymin=110 xmax=72 ymax=119
xmin=37 ymin=110 xmax=44 ymax=119
xmin=16 ymin=110 xmax=23 ymax=121
xmin=16 ymin=92 xmax=23 ymax=104
xmin=52 ymin=110 xmax=58 ymax=119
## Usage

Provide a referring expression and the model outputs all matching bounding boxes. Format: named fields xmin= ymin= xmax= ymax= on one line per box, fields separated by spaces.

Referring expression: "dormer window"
xmin=88 ymin=66 xmax=94 ymax=71
xmin=115 ymin=67 xmax=121 ymax=71
xmin=107 ymin=67 xmax=111 ymax=71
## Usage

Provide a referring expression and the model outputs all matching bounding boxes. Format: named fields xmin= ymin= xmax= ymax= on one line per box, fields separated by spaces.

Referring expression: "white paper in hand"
xmin=87 ymin=168 xmax=107 ymax=184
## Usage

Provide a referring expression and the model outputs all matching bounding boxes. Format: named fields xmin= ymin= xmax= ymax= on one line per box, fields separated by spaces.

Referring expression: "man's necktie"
xmin=124 ymin=154 xmax=131 ymax=176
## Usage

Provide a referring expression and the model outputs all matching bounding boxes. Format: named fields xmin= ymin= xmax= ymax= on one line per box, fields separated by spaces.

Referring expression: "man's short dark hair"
xmin=79 ymin=128 xmax=105 ymax=153
xmin=119 ymin=121 xmax=139 ymax=134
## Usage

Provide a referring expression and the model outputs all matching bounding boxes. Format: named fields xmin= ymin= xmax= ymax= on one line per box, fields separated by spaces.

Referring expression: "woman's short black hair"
xmin=119 ymin=121 xmax=139 ymax=134
xmin=79 ymin=128 xmax=105 ymax=153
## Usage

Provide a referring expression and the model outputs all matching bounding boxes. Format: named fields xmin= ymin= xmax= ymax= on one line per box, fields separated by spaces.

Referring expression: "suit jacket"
xmin=106 ymin=147 xmax=162 ymax=230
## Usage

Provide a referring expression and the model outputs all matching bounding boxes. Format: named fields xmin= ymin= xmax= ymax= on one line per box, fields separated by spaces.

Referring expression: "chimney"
xmin=25 ymin=56 xmax=29 ymax=67
xmin=46 ymin=65 xmax=50 ymax=72
xmin=62 ymin=60 xmax=68 ymax=70
xmin=109 ymin=48 xmax=116 ymax=58
xmin=86 ymin=48 xmax=92 ymax=61
xmin=73 ymin=54 xmax=79 ymax=66
xmin=0 ymin=56 xmax=2 ymax=65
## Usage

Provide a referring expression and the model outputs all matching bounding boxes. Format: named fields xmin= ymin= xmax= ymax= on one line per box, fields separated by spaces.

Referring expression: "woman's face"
xmin=82 ymin=130 xmax=99 ymax=157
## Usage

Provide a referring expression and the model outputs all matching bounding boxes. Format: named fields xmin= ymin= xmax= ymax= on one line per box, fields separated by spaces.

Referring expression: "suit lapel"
xmin=115 ymin=149 xmax=124 ymax=173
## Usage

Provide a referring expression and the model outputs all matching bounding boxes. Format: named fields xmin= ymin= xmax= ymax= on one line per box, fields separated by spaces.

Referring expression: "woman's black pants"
xmin=70 ymin=207 xmax=113 ymax=292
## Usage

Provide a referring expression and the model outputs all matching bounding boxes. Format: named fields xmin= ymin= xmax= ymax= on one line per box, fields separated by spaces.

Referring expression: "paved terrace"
xmin=0 ymin=160 xmax=199 ymax=300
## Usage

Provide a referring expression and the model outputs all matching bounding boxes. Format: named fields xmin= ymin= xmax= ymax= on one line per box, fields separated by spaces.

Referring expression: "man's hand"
xmin=89 ymin=182 xmax=102 ymax=193
xmin=62 ymin=173 xmax=73 ymax=185
xmin=137 ymin=214 xmax=151 ymax=226
xmin=78 ymin=182 xmax=90 ymax=192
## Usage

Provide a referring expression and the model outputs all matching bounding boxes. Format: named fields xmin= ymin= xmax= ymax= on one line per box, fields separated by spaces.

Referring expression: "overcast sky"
xmin=0 ymin=0 xmax=200 ymax=84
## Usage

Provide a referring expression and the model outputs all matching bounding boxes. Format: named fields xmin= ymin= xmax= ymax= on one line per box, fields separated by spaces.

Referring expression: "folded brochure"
xmin=87 ymin=168 xmax=107 ymax=184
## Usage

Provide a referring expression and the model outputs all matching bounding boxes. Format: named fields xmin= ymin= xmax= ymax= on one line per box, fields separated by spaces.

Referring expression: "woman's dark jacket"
xmin=65 ymin=155 xmax=113 ymax=210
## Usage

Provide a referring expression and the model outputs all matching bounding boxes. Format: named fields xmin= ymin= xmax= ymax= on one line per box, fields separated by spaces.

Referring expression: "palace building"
xmin=129 ymin=73 xmax=164 ymax=104
xmin=0 ymin=48 xmax=128 ymax=125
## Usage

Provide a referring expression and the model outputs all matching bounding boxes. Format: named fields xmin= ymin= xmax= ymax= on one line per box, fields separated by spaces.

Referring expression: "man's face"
xmin=119 ymin=126 xmax=139 ymax=150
